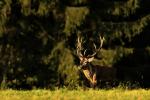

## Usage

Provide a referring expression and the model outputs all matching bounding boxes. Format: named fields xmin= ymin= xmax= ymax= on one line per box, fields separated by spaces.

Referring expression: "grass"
xmin=0 ymin=88 xmax=150 ymax=100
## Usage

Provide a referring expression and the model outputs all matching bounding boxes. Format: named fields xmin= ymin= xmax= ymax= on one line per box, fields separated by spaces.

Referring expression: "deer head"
xmin=76 ymin=35 xmax=105 ymax=67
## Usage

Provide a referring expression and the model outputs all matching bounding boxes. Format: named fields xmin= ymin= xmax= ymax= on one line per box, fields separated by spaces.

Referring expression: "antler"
xmin=87 ymin=35 xmax=105 ymax=58
xmin=76 ymin=34 xmax=105 ymax=58
xmin=76 ymin=35 xmax=83 ymax=57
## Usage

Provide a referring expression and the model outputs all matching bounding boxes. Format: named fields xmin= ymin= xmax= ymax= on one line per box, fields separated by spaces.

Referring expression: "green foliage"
xmin=64 ymin=7 xmax=89 ymax=36
xmin=58 ymin=46 xmax=79 ymax=88
xmin=42 ymin=42 xmax=79 ymax=88
xmin=92 ymin=47 xmax=134 ymax=67
xmin=92 ymin=49 xmax=116 ymax=67
xmin=114 ymin=47 xmax=134 ymax=64
xmin=110 ymin=0 xmax=140 ymax=16
xmin=64 ymin=0 xmax=89 ymax=6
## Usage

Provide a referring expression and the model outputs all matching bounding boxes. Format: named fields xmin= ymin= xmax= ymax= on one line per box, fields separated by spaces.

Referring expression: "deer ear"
xmin=88 ymin=57 xmax=94 ymax=62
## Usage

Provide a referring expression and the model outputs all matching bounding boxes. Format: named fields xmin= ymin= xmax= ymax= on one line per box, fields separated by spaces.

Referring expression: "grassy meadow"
xmin=0 ymin=88 xmax=150 ymax=100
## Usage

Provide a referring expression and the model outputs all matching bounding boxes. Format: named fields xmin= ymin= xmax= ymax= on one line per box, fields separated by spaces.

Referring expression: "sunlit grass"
xmin=0 ymin=88 xmax=150 ymax=100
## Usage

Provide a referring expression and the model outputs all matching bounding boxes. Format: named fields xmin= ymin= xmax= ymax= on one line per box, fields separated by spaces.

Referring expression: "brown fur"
xmin=81 ymin=65 xmax=116 ymax=87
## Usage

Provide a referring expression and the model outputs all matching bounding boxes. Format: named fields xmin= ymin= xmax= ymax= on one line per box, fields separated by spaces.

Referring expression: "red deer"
xmin=76 ymin=35 xmax=104 ymax=87
xmin=76 ymin=35 xmax=116 ymax=88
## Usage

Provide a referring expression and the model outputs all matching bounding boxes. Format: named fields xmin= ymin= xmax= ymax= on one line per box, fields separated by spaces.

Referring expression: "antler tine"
xmin=99 ymin=35 xmax=105 ymax=49
xmin=76 ymin=35 xmax=83 ymax=57
xmin=84 ymin=49 xmax=87 ymax=55
xmin=93 ymin=35 xmax=104 ymax=51
xmin=77 ymin=35 xmax=82 ymax=50
xmin=93 ymin=43 xmax=97 ymax=50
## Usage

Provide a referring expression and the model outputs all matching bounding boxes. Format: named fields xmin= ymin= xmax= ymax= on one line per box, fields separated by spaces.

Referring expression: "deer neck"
xmin=81 ymin=64 xmax=97 ymax=86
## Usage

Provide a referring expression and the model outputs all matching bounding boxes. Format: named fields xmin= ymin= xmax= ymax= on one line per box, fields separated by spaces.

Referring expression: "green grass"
xmin=0 ymin=88 xmax=150 ymax=100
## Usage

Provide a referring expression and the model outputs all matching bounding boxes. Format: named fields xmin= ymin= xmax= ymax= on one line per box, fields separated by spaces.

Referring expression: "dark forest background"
xmin=0 ymin=0 xmax=150 ymax=89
